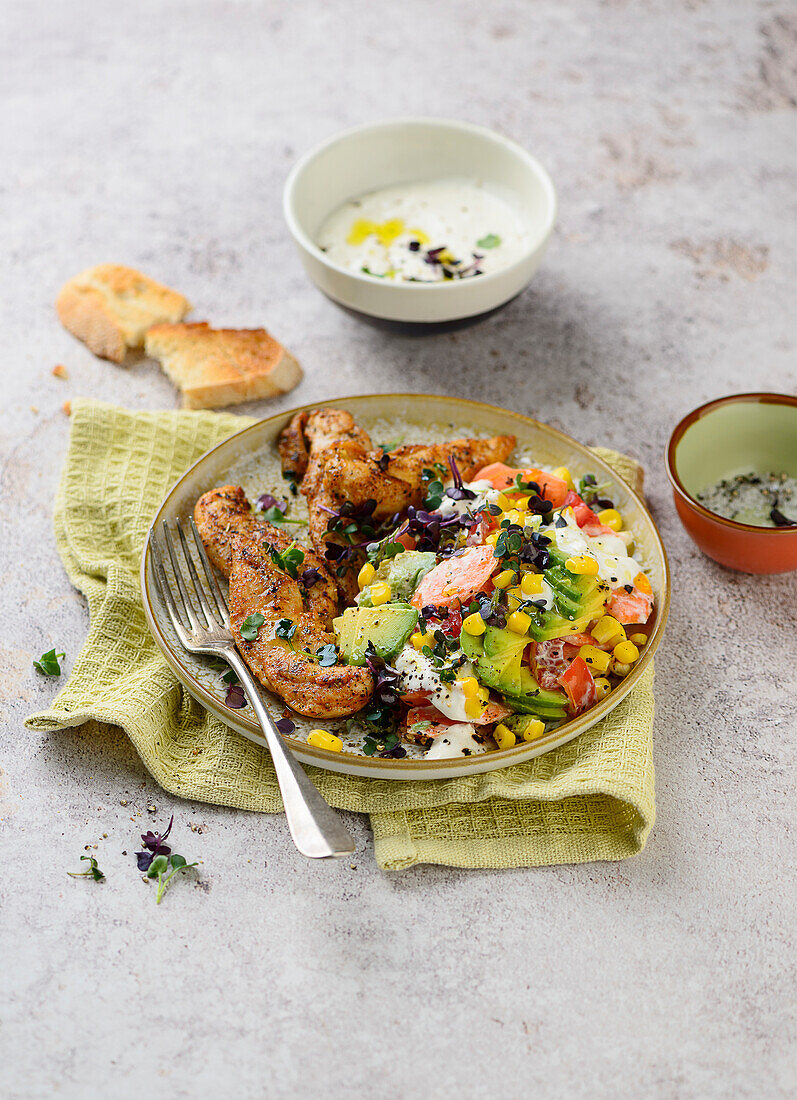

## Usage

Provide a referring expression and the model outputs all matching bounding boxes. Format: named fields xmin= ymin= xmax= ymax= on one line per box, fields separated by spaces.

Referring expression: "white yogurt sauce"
xmin=553 ymin=511 xmax=643 ymax=589
xmin=393 ymin=646 xmax=474 ymax=722
xmin=317 ymin=178 xmax=529 ymax=283
xmin=436 ymin=479 xmax=496 ymax=518
xmin=426 ymin=723 xmax=489 ymax=760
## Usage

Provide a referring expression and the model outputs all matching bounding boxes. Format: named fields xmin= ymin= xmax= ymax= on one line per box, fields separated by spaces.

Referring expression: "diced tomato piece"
xmin=606 ymin=589 xmax=653 ymax=625
xmin=473 ymin=701 xmax=512 ymax=726
xmin=422 ymin=606 xmax=463 ymax=638
xmin=563 ymin=490 xmax=614 ymax=536
xmin=411 ymin=545 xmax=498 ymax=610
xmin=403 ymin=705 xmax=458 ymax=743
xmin=530 ymin=637 xmax=568 ymax=690
xmin=396 ymin=531 xmax=417 ymax=551
xmin=473 ymin=463 xmax=568 ymax=507
xmin=400 ymin=691 xmax=433 ymax=706
xmin=531 ymin=635 xmax=602 ymax=689
xmin=558 ymin=656 xmax=597 ymax=714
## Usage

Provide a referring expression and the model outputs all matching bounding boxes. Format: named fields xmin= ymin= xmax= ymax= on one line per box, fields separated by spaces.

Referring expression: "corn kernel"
xmin=506 ymin=586 xmax=524 ymax=610
xmin=513 ymin=496 xmax=530 ymax=512
xmin=629 ymin=633 xmax=648 ymax=647
xmin=370 ymin=581 xmax=392 ymax=606
xmin=520 ymin=572 xmax=543 ymax=596
xmin=507 ymin=610 xmax=532 ymax=635
xmin=463 ymin=612 xmax=486 ymax=636
xmin=520 ymin=717 xmax=546 ymax=741
xmin=551 ymin=466 xmax=574 ymax=489
xmin=485 ymin=532 xmax=499 ymax=547
xmin=307 ymin=729 xmax=343 ymax=752
xmin=613 ymin=640 xmax=640 ymax=664
xmin=465 ymin=697 xmax=485 ymax=719
xmin=493 ymin=569 xmax=515 ymax=589
xmin=357 ymin=562 xmax=376 ymax=588
xmin=457 ymin=676 xmax=480 ymax=698
xmin=493 ymin=723 xmax=516 ymax=750
xmin=494 ymin=492 xmax=512 ymax=512
xmin=597 ymin=508 xmax=623 ymax=531
xmin=594 ymin=677 xmax=611 ymax=700
xmin=411 ymin=631 xmax=433 ymax=650
xmin=578 ymin=644 xmax=612 ymax=674
xmin=591 ymin=615 xmax=626 ymax=646
xmin=565 ymin=555 xmax=599 ymax=576
xmin=613 ymin=662 xmax=631 ymax=678
xmin=634 ymin=572 xmax=652 ymax=595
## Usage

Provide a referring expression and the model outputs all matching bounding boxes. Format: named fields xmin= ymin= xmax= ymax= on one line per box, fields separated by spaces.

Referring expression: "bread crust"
xmin=145 ymin=323 xmax=303 ymax=409
xmin=56 ymin=264 xmax=191 ymax=361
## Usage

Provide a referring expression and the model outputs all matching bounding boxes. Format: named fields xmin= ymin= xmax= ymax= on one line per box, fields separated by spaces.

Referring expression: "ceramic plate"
xmin=140 ymin=394 xmax=670 ymax=780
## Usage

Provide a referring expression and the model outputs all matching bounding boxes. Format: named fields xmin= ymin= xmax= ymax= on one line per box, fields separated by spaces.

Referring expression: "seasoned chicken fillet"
xmin=228 ymin=541 xmax=373 ymax=718
xmin=194 ymin=485 xmax=373 ymax=718
xmin=278 ymin=408 xmax=372 ymax=495
xmin=300 ymin=430 xmax=517 ymax=601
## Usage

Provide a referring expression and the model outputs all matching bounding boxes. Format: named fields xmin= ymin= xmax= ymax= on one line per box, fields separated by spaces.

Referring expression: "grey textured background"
xmin=1 ymin=1 xmax=795 ymax=1097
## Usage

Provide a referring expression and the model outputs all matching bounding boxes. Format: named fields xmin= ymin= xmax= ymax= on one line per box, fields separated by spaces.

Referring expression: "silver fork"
xmin=148 ymin=518 xmax=356 ymax=859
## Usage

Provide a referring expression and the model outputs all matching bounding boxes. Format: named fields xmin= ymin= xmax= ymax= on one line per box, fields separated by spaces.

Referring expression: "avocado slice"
xmin=358 ymin=550 xmax=437 ymax=606
xmin=334 ymin=605 xmax=419 ymax=665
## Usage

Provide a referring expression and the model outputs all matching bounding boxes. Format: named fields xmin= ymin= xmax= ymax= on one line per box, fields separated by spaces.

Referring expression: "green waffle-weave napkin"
xmin=26 ymin=400 xmax=655 ymax=870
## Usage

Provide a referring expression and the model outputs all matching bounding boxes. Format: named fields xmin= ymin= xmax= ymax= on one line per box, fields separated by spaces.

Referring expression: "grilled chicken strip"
xmin=278 ymin=408 xmax=373 ymax=495
xmin=308 ymin=433 xmax=517 ymax=602
xmin=194 ymin=485 xmax=373 ymax=718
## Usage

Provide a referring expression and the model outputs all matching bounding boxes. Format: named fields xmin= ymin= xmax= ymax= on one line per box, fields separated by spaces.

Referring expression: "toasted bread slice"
xmin=144 ymin=323 xmax=303 ymax=409
xmin=56 ymin=264 xmax=191 ymax=362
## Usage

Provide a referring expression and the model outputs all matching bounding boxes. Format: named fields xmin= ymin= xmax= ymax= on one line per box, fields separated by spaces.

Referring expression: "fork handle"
xmin=223 ymin=650 xmax=356 ymax=859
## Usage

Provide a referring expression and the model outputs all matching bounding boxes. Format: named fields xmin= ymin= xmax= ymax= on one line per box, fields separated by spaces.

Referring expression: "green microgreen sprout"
xmin=314 ymin=643 xmax=337 ymax=667
xmin=240 ymin=612 xmax=265 ymax=641
xmin=264 ymin=541 xmax=305 ymax=580
xmin=275 ymin=619 xmax=297 ymax=642
xmin=259 ymin=506 xmax=306 ymax=527
xmin=68 ymin=855 xmax=105 ymax=882
xmin=146 ymin=851 xmax=198 ymax=905
xmin=34 ymin=649 xmax=65 ymax=676
xmin=477 ymin=233 xmax=502 ymax=249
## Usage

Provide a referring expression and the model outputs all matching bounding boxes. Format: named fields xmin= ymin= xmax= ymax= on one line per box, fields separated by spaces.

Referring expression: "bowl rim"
xmin=282 ymin=115 xmax=558 ymax=293
xmin=665 ymin=391 xmax=797 ymax=535
xmin=141 ymin=393 xmax=670 ymax=777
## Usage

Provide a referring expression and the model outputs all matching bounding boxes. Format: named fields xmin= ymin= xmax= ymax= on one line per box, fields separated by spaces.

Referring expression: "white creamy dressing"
xmin=552 ymin=510 xmax=643 ymax=589
xmin=435 ymin=479 xmax=496 ymax=518
xmin=393 ymin=646 xmax=474 ymax=722
xmin=316 ymin=178 xmax=529 ymax=283
xmin=425 ymin=723 xmax=489 ymax=760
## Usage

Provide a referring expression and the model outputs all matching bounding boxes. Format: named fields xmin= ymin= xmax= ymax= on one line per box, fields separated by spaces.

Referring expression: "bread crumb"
xmin=30 ymin=405 xmax=39 ymax=414
xmin=52 ymin=364 xmax=69 ymax=379
xmin=62 ymin=400 xmax=72 ymax=416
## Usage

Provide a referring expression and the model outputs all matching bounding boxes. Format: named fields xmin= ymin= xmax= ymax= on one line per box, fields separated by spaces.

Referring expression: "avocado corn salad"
xmin=332 ymin=459 xmax=655 ymax=759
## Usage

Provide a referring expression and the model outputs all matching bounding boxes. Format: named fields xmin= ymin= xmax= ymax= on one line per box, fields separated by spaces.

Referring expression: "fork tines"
xmin=150 ymin=518 xmax=229 ymax=636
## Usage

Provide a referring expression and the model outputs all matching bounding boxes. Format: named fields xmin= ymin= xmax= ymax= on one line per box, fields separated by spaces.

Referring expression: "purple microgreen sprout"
xmin=255 ymin=493 xmax=286 ymax=515
xmin=300 ymin=566 xmax=322 ymax=588
xmin=225 ymin=684 xmax=247 ymax=708
xmin=275 ymin=716 xmax=296 ymax=736
xmin=136 ymin=815 xmax=173 ymax=872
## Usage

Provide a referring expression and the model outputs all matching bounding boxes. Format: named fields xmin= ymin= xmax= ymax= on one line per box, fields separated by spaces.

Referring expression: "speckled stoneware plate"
xmin=140 ymin=395 xmax=670 ymax=780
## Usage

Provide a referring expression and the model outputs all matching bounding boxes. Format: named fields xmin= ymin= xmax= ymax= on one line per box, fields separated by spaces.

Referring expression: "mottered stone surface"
xmin=1 ymin=2 xmax=794 ymax=1097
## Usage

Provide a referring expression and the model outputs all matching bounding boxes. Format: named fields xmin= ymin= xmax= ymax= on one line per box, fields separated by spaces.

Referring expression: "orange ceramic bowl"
xmin=666 ymin=393 xmax=797 ymax=574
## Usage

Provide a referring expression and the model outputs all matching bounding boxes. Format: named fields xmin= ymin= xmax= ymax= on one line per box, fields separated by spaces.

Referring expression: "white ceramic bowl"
xmin=283 ymin=118 xmax=557 ymax=325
